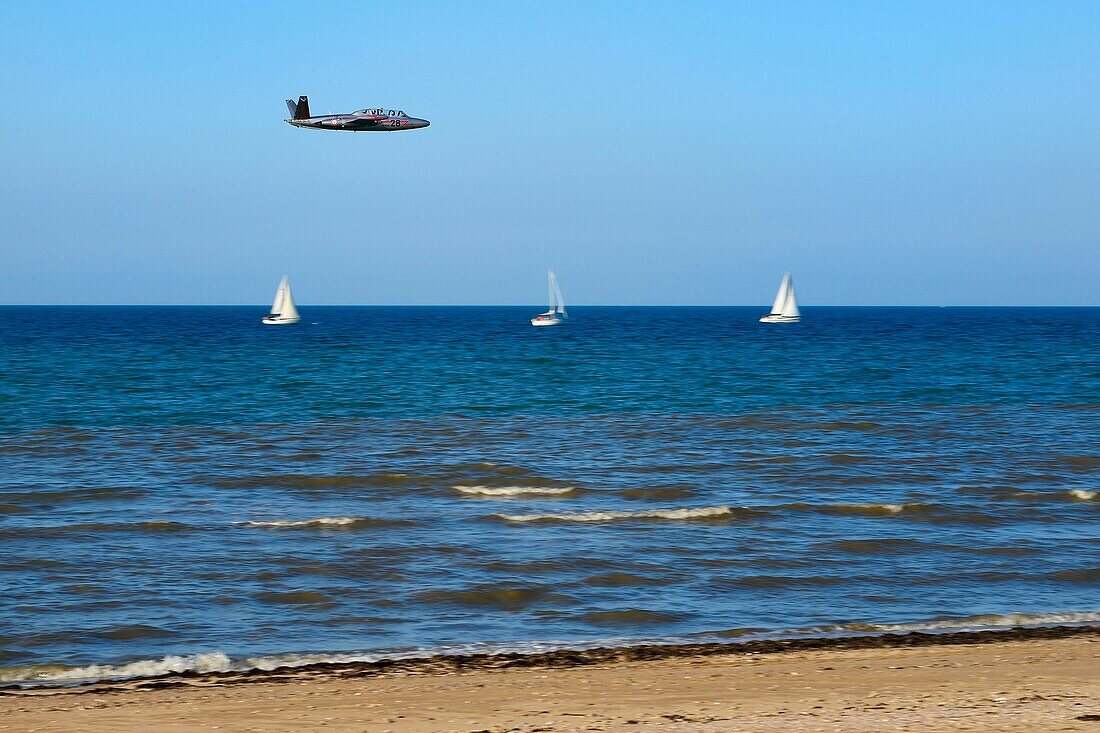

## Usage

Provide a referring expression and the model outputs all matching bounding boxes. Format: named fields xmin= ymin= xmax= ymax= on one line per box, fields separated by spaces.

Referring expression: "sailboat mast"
xmin=781 ymin=274 xmax=799 ymax=318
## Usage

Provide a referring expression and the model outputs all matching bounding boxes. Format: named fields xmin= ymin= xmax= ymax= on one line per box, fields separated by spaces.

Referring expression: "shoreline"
xmin=2 ymin=626 xmax=1097 ymax=732
xmin=6 ymin=623 xmax=1098 ymax=695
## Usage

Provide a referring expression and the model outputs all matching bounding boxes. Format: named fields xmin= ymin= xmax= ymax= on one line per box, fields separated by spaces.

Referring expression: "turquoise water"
xmin=1 ymin=306 xmax=1097 ymax=683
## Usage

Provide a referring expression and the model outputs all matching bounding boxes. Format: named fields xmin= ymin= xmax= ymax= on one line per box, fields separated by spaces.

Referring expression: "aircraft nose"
xmin=414 ymin=118 xmax=430 ymax=128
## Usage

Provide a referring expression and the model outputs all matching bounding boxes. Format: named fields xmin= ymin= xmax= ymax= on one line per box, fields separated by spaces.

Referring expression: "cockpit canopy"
xmin=357 ymin=108 xmax=408 ymax=118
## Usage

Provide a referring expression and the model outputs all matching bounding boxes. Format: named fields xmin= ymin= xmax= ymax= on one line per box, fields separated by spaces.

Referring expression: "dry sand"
xmin=3 ymin=629 xmax=1098 ymax=732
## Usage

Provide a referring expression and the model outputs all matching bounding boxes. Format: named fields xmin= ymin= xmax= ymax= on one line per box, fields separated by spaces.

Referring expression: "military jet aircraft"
xmin=284 ymin=96 xmax=430 ymax=131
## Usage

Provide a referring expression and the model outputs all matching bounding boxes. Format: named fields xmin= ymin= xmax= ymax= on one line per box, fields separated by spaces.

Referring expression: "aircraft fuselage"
xmin=285 ymin=97 xmax=429 ymax=132
xmin=287 ymin=110 xmax=429 ymax=132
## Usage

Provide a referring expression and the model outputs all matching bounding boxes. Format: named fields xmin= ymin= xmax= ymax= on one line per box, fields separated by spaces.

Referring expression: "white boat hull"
xmin=531 ymin=316 xmax=564 ymax=327
xmin=262 ymin=316 xmax=301 ymax=326
xmin=759 ymin=314 xmax=801 ymax=323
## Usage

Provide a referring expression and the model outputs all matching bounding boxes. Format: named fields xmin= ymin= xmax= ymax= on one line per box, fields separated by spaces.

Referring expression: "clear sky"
xmin=2 ymin=1 xmax=1098 ymax=305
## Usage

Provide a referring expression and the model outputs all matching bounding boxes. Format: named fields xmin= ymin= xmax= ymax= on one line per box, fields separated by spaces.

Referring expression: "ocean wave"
xmin=6 ymin=609 xmax=1099 ymax=687
xmin=90 ymin=624 xmax=178 ymax=641
xmin=814 ymin=420 xmax=885 ymax=432
xmin=722 ymin=574 xmax=845 ymax=589
xmin=0 ymin=486 xmax=145 ymax=507
xmin=496 ymin=505 xmax=746 ymax=523
xmin=416 ymin=584 xmax=569 ymax=610
xmin=215 ymin=472 xmax=415 ymax=490
xmin=583 ymin=572 xmax=667 ymax=587
xmin=1048 ymin=568 xmax=1100 ymax=583
xmin=807 ymin=501 xmax=1006 ymax=524
xmin=0 ymin=520 xmax=195 ymax=539
xmin=582 ymin=609 xmax=681 ymax=625
xmin=821 ymin=538 xmax=928 ymax=554
xmin=820 ymin=538 xmax=1042 ymax=557
xmin=254 ymin=590 xmax=337 ymax=605
xmin=453 ymin=485 xmax=576 ymax=497
xmin=1059 ymin=456 xmax=1100 ymax=471
xmin=0 ymin=652 xmax=233 ymax=684
xmin=824 ymin=453 xmax=874 ymax=464
xmin=820 ymin=502 xmax=910 ymax=516
xmin=959 ymin=485 xmax=1099 ymax=503
xmin=814 ymin=610 xmax=1100 ymax=635
xmin=234 ymin=516 xmax=409 ymax=529
xmin=620 ymin=486 xmax=697 ymax=501
xmin=482 ymin=558 xmax=621 ymax=574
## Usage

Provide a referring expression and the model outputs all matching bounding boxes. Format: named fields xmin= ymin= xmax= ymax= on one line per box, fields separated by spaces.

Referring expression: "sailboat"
xmin=531 ymin=269 xmax=567 ymax=327
xmin=759 ymin=272 xmax=801 ymax=323
xmin=262 ymin=276 xmax=301 ymax=325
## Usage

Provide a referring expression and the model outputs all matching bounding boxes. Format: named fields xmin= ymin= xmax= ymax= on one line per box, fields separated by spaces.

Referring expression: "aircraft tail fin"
xmin=285 ymin=96 xmax=310 ymax=120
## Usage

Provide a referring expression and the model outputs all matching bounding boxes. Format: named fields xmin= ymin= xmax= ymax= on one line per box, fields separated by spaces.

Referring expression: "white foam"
xmin=1068 ymin=489 xmax=1097 ymax=501
xmin=234 ymin=517 xmax=366 ymax=528
xmin=0 ymin=652 xmax=233 ymax=684
xmin=6 ymin=609 xmax=1100 ymax=687
xmin=498 ymin=505 xmax=734 ymax=523
xmin=454 ymin=485 xmax=575 ymax=497
xmin=847 ymin=503 xmax=905 ymax=513
xmin=827 ymin=610 xmax=1100 ymax=635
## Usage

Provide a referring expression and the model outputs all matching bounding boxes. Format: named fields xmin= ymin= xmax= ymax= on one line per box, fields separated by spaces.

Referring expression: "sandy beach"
xmin=3 ymin=627 xmax=1098 ymax=732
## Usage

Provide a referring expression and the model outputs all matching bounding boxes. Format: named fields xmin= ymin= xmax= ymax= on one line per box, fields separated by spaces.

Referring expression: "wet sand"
xmin=3 ymin=627 xmax=1098 ymax=732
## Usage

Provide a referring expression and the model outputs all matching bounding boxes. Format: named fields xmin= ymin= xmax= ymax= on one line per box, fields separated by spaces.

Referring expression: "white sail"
xmin=760 ymin=271 xmax=801 ymax=323
xmin=270 ymin=276 xmax=288 ymax=315
xmin=770 ymin=272 xmax=790 ymax=315
xmin=550 ymin=270 xmax=567 ymax=316
xmin=780 ymin=274 xmax=800 ymax=318
xmin=280 ymin=278 xmax=300 ymax=320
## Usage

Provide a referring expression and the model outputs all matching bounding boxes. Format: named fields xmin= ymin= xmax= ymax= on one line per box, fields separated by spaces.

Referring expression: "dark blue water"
xmin=1 ymin=306 xmax=1097 ymax=683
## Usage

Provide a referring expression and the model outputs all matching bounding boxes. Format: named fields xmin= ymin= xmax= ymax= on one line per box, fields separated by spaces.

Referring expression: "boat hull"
xmin=531 ymin=317 xmax=563 ymax=327
xmin=759 ymin=314 xmax=801 ymax=323
xmin=262 ymin=317 xmax=301 ymax=326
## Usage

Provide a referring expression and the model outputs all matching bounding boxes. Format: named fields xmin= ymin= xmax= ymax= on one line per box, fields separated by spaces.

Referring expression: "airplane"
xmin=284 ymin=96 xmax=430 ymax=131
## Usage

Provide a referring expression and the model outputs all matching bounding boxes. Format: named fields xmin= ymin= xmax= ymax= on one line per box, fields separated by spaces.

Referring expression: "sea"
xmin=1 ymin=306 xmax=1097 ymax=685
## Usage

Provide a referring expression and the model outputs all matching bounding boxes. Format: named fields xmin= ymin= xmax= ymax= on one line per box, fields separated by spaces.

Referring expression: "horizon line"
xmin=1 ymin=304 xmax=1097 ymax=309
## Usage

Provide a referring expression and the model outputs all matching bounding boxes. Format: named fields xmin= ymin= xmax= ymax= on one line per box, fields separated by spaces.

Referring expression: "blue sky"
xmin=2 ymin=1 xmax=1098 ymax=305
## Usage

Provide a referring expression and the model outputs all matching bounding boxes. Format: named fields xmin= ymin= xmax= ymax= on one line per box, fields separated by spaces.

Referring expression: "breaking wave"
xmin=496 ymin=500 xmax=989 ymax=524
xmin=234 ymin=516 xmax=409 ymax=529
xmin=806 ymin=610 xmax=1100 ymax=635
xmin=821 ymin=502 xmax=910 ymax=516
xmin=0 ymin=652 xmax=234 ymax=684
xmin=496 ymin=505 xmax=746 ymax=523
xmin=6 ymin=609 xmax=1099 ymax=687
xmin=453 ymin=485 xmax=576 ymax=497
xmin=1068 ymin=489 xmax=1097 ymax=501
